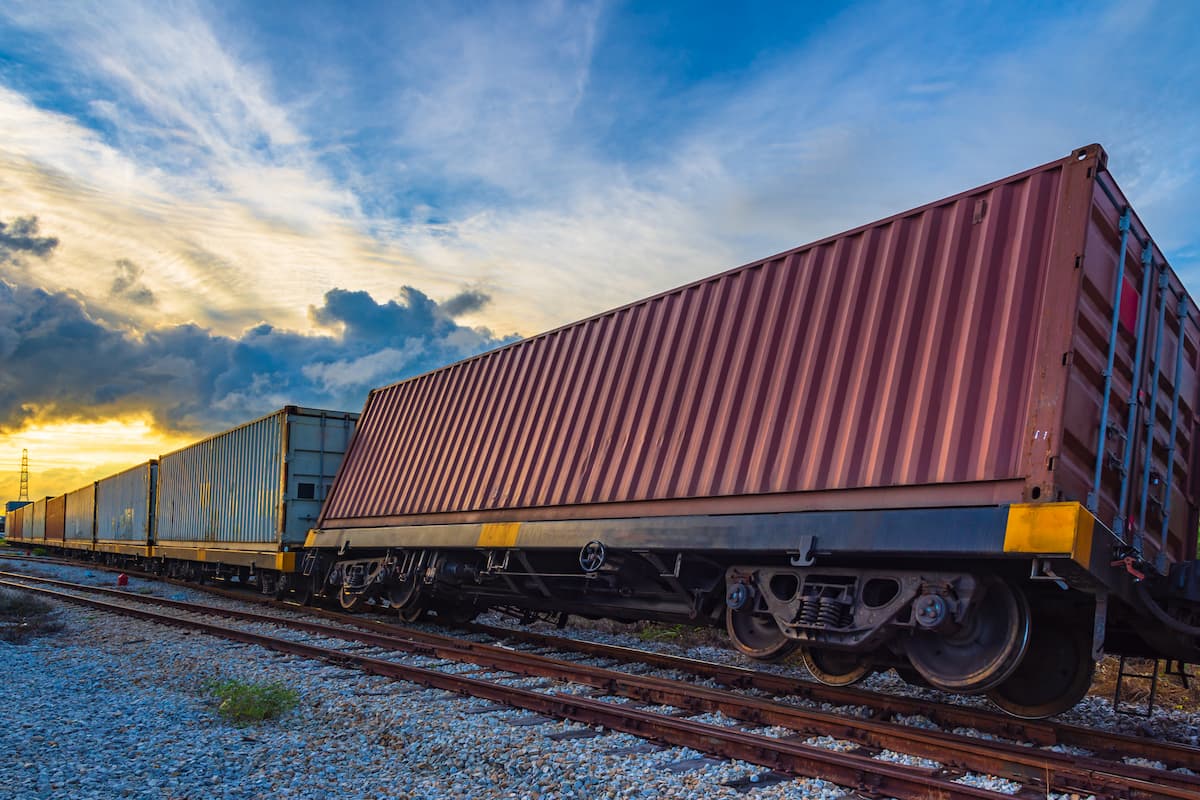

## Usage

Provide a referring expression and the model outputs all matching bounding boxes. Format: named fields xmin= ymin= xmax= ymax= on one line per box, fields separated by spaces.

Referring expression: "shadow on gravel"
xmin=0 ymin=588 xmax=63 ymax=644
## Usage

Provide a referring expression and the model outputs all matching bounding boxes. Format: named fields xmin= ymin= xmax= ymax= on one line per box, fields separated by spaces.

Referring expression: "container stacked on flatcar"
xmin=154 ymin=407 xmax=355 ymax=577
xmin=26 ymin=498 xmax=47 ymax=545
xmin=45 ymin=495 xmax=66 ymax=545
xmin=5 ymin=501 xmax=29 ymax=542
xmin=308 ymin=144 xmax=1200 ymax=718
xmin=95 ymin=461 xmax=156 ymax=557
xmin=63 ymin=484 xmax=96 ymax=551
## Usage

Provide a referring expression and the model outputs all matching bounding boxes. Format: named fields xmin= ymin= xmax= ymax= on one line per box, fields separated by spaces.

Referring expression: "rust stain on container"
xmin=320 ymin=145 xmax=1199 ymax=566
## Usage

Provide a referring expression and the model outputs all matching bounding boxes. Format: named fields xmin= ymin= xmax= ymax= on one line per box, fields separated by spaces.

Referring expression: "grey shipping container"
xmin=64 ymin=484 xmax=96 ymax=546
xmin=27 ymin=498 xmax=47 ymax=543
xmin=154 ymin=407 xmax=355 ymax=562
xmin=95 ymin=461 xmax=156 ymax=550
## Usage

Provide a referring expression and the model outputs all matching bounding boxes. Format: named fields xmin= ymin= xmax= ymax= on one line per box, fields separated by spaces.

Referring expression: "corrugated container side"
xmin=45 ymin=495 xmax=65 ymax=542
xmin=156 ymin=410 xmax=285 ymax=544
xmin=29 ymin=498 xmax=47 ymax=542
xmin=96 ymin=462 xmax=155 ymax=545
xmin=6 ymin=504 xmax=24 ymax=540
xmin=64 ymin=484 xmax=97 ymax=542
xmin=156 ymin=408 xmax=355 ymax=546
xmin=317 ymin=145 xmax=1198 ymax=566
xmin=320 ymin=154 xmax=1071 ymax=523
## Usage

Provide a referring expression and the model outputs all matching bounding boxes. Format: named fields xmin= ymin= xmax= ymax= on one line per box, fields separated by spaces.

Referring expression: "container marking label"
xmin=1003 ymin=501 xmax=1093 ymax=565
xmin=477 ymin=522 xmax=521 ymax=548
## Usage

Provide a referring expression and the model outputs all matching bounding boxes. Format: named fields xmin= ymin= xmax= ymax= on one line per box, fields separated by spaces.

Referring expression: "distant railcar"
xmin=63 ymin=484 xmax=96 ymax=551
xmin=5 ymin=502 xmax=28 ymax=542
xmin=94 ymin=461 xmax=156 ymax=556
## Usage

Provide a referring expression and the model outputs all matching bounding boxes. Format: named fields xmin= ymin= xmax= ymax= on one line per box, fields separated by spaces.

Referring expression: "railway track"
xmin=6 ymin=553 xmax=1190 ymax=763
xmin=2 ymin=567 xmax=1196 ymax=800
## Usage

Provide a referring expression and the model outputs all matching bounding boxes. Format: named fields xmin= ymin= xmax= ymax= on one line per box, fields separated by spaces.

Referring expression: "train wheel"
xmin=398 ymin=602 xmax=427 ymax=623
xmin=338 ymin=586 xmax=365 ymax=612
xmin=800 ymin=647 xmax=872 ymax=686
xmin=986 ymin=612 xmax=1094 ymax=718
xmin=726 ymin=605 xmax=798 ymax=662
xmin=389 ymin=576 xmax=424 ymax=622
xmin=904 ymin=577 xmax=1030 ymax=694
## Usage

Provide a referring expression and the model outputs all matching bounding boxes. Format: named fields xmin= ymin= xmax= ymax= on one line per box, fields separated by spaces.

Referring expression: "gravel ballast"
xmin=0 ymin=560 xmax=844 ymax=799
xmin=3 ymin=552 xmax=1199 ymax=798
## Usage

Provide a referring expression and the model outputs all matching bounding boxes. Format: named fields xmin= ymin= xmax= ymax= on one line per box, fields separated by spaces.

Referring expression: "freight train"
xmin=9 ymin=144 xmax=1200 ymax=719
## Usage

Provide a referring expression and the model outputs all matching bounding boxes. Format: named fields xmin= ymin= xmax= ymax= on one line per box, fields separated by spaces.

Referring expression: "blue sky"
xmin=1 ymin=0 xmax=1199 ymax=496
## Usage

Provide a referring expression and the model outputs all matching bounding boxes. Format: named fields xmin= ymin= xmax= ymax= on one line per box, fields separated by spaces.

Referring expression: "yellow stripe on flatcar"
xmin=1003 ymin=501 xmax=1094 ymax=565
xmin=477 ymin=522 xmax=521 ymax=548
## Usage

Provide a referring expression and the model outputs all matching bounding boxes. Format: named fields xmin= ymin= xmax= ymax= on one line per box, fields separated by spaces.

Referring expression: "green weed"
xmin=203 ymin=677 xmax=299 ymax=724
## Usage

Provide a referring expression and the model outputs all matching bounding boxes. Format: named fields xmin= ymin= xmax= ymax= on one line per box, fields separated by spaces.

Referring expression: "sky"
xmin=1 ymin=0 xmax=1199 ymax=503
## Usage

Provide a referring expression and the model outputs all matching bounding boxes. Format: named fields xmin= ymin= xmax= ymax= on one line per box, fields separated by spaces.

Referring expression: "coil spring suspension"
xmin=819 ymin=596 xmax=847 ymax=627
xmin=798 ymin=596 xmax=821 ymax=625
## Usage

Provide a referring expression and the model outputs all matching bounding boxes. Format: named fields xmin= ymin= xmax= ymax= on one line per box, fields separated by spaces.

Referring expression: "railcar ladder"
xmin=1113 ymin=656 xmax=1159 ymax=716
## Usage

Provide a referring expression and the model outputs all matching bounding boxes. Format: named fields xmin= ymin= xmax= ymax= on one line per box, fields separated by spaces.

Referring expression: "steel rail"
xmin=468 ymin=623 xmax=1200 ymax=771
xmin=3 ymin=571 xmax=1195 ymax=800
xmin=3 ymin=552 xmax=1197 ymax=772
xmin=0 ymin=577 xmax=1013 ymax=800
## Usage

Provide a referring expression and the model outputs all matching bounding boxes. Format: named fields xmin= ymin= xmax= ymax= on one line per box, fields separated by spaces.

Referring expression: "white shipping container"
xmin=96 ymin=461 xmax=156 ymax=544
xmin=155 ymin=407 xmax=355 ymax=546
xmin=64 ymin=484 xmax=96 ymax=542
xmin=28 ymin=498 xmax=47 ymax=542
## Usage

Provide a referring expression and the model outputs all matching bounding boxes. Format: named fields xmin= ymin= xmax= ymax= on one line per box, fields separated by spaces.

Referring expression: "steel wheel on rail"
xmin=726 ymin=605 xmax=798 ymax=662
xmin=903 ymin=577 xmax=1031 ymax=694
xmin=338 ymin=585 xmax=366 ymax=612
xmin=388 ymin=573 xmax=424 ymax=622
xmin=800 ymin=647 xmax=873 ymax=686
xmin=986 ymin=609 xmax=1094 ymax=718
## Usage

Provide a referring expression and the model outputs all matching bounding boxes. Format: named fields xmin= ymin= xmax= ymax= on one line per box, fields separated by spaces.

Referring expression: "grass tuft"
xmin=204 ymin=677 xmax=299 ymax=724
xmin=0 ymin=588 xmax=63 ymax=644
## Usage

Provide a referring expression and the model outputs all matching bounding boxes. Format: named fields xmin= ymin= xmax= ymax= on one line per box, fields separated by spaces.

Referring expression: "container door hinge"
xmin=1062 ymin=350 xmax=1074 ymax=366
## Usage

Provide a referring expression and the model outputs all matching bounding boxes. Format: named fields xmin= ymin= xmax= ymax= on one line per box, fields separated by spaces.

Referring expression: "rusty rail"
xmin=3 ymin=571 xmax=1196 ymax=800
xmin=2 ymin=576 xmax=1010 ymax=800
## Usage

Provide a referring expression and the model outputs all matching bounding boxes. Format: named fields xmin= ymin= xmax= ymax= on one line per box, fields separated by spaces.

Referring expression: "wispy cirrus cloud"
xmin=0 ymin=0 xmax=1198 ymax=397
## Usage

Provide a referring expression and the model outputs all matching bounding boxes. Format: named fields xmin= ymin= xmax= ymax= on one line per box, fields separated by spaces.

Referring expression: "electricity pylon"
xmin=18 ymin=449 xmax=29 ymax=501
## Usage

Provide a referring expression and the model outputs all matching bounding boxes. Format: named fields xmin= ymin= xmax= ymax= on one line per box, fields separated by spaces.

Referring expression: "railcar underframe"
xmin=297 ymin=500 xmax=1200 ymax=719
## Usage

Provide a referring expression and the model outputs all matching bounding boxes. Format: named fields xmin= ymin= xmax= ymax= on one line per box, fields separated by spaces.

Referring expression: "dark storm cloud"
xmin=110 ymin=259 xmax=156 ymax=306
xmin=439 ymin=289 xmax=490 ymax=318
xmin=0 ymin=214 xmax=517 ymax=433
xmin=0 ymin=216 xmax=59 ymax=262
xmin=0 ymin=276 xmax=516 ymax=434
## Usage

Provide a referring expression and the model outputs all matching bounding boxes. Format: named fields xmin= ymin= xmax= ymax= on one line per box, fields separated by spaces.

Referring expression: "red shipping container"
xmin=319 ymin=145 xmax=1199 ymax=567
xmin=46 ymin=495 xmax=66 ymax=542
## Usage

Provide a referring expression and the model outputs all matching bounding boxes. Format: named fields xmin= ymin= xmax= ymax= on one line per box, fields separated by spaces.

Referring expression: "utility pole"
xmin=18 ymin=449 xmax=29 ymax=501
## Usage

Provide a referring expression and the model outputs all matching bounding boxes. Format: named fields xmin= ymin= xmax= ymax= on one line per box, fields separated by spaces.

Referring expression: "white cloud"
xmin=0 ymin=0 xmax=1196 ymax=352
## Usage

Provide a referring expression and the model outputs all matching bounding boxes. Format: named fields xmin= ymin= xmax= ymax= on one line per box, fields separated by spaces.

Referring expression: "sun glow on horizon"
xmin=0 ymin=415 xmax=197 ymax=503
